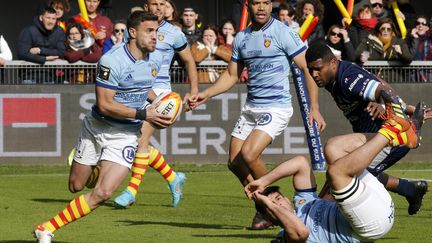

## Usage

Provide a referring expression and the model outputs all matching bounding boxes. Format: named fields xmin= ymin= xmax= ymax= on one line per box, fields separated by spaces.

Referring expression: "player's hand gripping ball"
xmin=152 ymin=91 xmax=183 ymax=125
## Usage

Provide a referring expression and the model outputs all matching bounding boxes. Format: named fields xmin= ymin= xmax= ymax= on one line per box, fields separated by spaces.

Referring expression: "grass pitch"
xmin=0 ymin=162 xmax=431 ymax=242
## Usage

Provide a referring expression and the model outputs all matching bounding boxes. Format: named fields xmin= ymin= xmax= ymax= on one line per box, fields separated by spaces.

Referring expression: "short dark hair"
xmin=306 ymin=41 xmax=335 ymax=63
xmin=254 ymin=186 xmax=281 ymax=221
xmin=41 ymin=6 xmax=57 ymax=15
xmin=127 ymin=10 xmax=158 ymax=32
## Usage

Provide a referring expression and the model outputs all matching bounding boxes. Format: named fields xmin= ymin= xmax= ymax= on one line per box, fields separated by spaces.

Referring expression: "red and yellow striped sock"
xmin=41 ymin=195 xmax=91 ymax=233
xmin=379 ymin=123 xmax=407 ymax=146
xmin=126 ymin=152 xmax=149 ymax=196
xmin=148 ymin=146 xmax=176 ymax=183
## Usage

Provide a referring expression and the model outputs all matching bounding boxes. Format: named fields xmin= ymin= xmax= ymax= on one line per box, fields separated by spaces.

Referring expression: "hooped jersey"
xmin=153 ymin=20 xmax=188 ymax=90
xmin=326 ymin=61 xmax=383 ymax=133
xmin=92 ymin=43 xmax=163 ymax=131
xmin=231 ymin=18 xmax=306 ymax=108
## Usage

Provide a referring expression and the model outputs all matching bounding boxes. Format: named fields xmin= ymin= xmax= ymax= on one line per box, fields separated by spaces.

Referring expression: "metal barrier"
xmin=364 ymin=61 xmax=432 ymax=83
xmin=2 ymin=60 xmax=432 ymax=84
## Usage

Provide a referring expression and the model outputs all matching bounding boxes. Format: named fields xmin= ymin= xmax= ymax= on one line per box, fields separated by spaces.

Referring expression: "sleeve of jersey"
xmin=280 ymin=27 xmax=306 ymax=59
xmin=293 ymin=190 xmax=318 ymax=207
xmin=362 ymin=79 xmax=380 ymax=101
xmin=173 ymin=30 xmax=188 ymax=52
xmin=230 ymin=34 xmax=243 ymax=64
xmin=95 ymin=55 xmax=119 ymax=90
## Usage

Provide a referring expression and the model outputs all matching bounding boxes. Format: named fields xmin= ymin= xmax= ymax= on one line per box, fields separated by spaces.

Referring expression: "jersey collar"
xmin=159 ymin=20 xmax=167 ymax=28
xmin=261 ymin=17 xmax=274 ymax=31
xmin=123 ymin=44 xmax=137 ymax=63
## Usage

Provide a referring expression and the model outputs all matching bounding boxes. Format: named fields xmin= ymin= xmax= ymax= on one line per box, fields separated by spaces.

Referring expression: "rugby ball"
xmin=152 ymin=91 xmax=183 ymax=124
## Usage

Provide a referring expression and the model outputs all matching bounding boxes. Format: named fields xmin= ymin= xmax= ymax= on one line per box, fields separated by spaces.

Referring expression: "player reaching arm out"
xmin=188 ymin=58 xmax=242 ymax=108
xmin=178 ymin=46 xmax=199 ymax=107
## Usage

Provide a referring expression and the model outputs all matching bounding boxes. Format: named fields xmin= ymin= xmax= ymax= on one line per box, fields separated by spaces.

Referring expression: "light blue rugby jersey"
xmin=232 ymin=18 xmax=306 ymax=108
xmin=294 ymin=191 xmax=361 ymax=243
xmin=153 ymin=20 xmax=188 ymax=90
xmin=92 ymin=43 xmax=163 ymax=131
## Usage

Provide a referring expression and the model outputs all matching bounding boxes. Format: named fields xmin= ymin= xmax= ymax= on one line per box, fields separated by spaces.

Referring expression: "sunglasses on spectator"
xmin=379 ymin=27 xmax=392 ymax=33
xmin=114 ymin=29 xmax=125 ymax=33
xmin=371 ymin=3 xmax=383 ymax=8
xmin=330 ymin=31 xmax=343 ymax=38
xmin=416 ymin=21 xmax=428 ymax=26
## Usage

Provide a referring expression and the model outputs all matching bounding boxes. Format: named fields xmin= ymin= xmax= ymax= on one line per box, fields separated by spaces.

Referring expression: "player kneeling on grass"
xmin=33 ymin=11 xmax=172 ymax=243
xmin=245 ymin=101 xmax=425 ymax=242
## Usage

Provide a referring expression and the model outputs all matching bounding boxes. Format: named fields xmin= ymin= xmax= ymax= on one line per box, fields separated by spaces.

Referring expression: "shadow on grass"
xmin=118 ymin=220 xmax=244 ymax=230
xmin=0 ymin=241 xmax=69 ymax=243
xmin=31 ymin=198 xmax=70 ymax=204
xmin=192 ymin=233 xmax=276 ymax=239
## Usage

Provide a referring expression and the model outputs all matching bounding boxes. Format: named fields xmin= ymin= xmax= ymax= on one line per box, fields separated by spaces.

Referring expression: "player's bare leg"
xmin=34 ymin=161 xmax=129 ymax=242
xmin=240 ymin=129 xmax=271 ymax=179
xmin=229 ymin=133 xmax=274 ymax=230
xmin=228 ymin=136 xmax=256 ymax=186
xmin=69 ymin=161 xmax=95 ymax=193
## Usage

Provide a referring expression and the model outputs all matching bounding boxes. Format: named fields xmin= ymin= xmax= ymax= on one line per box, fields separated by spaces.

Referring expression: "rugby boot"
xmin=379 ymin=102 xmax=424 ymax=148
xmin=34 ymin=224 xmax=54 ymax=243
xmin=168 ymin=172 xmax=186 ymax=207
xmin=407 ymin=180 xmax=428 ymax=215
xmin=114 ymin=189 xmax=135 ymax=208
xmin=250 ymin=211 xmax=274 ymax=230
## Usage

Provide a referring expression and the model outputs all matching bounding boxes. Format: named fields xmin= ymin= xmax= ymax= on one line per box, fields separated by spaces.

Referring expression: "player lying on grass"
xmin=245 ymin=101 xmax=425 ymax=242
xmin=305 ymin=41 xmax=431 ymax=215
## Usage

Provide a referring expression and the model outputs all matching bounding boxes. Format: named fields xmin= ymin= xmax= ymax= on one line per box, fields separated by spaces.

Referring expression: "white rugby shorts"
xmin=337 ymin=170 xmax=394 ymax=240
xmin=73 ymin=115 xmax=139 ymax=169
xmin=231 ymin=104 xmax=293 ymax=141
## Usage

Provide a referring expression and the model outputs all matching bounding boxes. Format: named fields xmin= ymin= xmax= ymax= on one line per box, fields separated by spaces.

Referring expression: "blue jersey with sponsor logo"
xmin=153 ymin=20 xmax=188 ymax=90
xmin=294 ymin=191 xmax=361 ymax=243
xmin=326 ymin=61 xmax=383 ymax=133
xmin=231 ymin=18 xmax=306 ymax=108
xmin=92 ymin=43 xmax=162 ymax=131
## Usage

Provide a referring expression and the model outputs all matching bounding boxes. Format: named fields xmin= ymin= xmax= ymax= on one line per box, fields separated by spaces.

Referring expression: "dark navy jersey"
xmin=325 ymin=61 xmax=383 ymax=133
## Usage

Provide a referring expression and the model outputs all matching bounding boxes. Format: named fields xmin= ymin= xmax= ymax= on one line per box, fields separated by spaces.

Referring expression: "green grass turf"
xmin=0 ymin=162 xmax=431 ymax=242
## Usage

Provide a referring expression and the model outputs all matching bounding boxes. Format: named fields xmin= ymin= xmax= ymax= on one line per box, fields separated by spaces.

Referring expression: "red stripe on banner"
xmin=49 ymin=218 xmax=59 ymax=230
xmin=59 ymin=212 xmax=68 ymax=225
xmin=67 ymin=205 xmax=76 ymax=221
xmin=75 ymin=197 xmax=85 ymax=217
xmin=3 ymin=98 xmax=56 ymax=125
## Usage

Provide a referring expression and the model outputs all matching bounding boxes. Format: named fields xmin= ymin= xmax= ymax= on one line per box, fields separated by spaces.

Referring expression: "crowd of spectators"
xmin=1 ymin=0 xmax=432 ymax=83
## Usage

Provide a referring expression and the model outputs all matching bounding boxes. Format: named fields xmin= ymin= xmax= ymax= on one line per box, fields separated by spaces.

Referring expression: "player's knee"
xmin=92 ymin=187 xmax=114 ymax=203
xmin=324 ymin=137 xmax=339 ymax=165
xmin=69 ymin=180 xmax=85 ymax=193
xmin=240 ymin=148 xmax=258 ymax=165
xmin=326 ymin=162 xmax=340 ymax=181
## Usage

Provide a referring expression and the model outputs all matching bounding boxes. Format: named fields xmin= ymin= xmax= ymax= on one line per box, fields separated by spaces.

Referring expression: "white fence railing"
xmin=1 ymin=60 xmax=432 ymax=84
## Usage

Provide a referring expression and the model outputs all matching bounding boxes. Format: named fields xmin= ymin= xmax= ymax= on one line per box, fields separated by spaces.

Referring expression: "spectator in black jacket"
xmin=181 ymin=7 xmax=203 ymax=45
xmin=17 ymin=7 xmax=65 ymax=64
xmin=17 ymin=7 xmax=66 ymax=83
